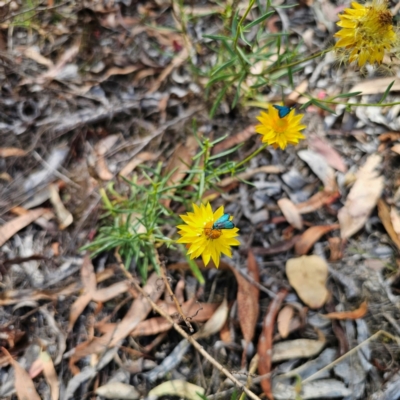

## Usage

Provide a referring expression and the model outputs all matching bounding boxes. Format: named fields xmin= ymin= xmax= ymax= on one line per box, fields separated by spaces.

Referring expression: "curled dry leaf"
xmin=94 ymin=135 xmax=119 ymax=181
xmin=323 ymin=301 xmax=368 ymax=320
xmin=95 ymin=382 xmax=140 ymax=399
xmin=377 ymin=199 xmax=400 ymax=251
xmin=148 ymin=380 xmax=204 ymax=400
xmin=0 ymin=147 xmax=27 ymax=157
xmin=278 ymin=198 xmax=303 ymax=230
xmin=0 ymin=208 xmax=46 ymax=247
xmin=277 ymin=305 xmax=294 ymax=339
xmin=390 ymin=206 xmax=400 ymax=240
xmin=338 ymin=154 xmax=384 ymax=239
xmin=49 ymin=184 xmax=73 ymax=230
xmin=272 ymin=337 xmax=325 ymax=362
xmin=1 ymin=347 xmax=41 ymax=400
xmin=296 ymin=190 xmax=340 ymax=214
xmin=41 ymin=351 xmax=59 ymax=400
xmin=298 ymin=149 xmax=337 ymax=192
xmin=295 ymin=224 xmax=340 ymax=255
xmin=119 ymin=151 xmax=158 ymax=178
xmin=286 ymin=255 xmax=329 ymax=309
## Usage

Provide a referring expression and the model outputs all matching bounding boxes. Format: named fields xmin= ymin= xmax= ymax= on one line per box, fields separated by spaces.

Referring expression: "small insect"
xmin=273 ymin=104 xmax=291 ymax=118
xmin=212 ymin=214 xmax=235 ymax=230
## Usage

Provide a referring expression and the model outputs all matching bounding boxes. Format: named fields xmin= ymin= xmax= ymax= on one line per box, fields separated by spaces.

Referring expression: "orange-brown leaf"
xmin=278 ymin=198 xmax=303 ymax=230
xmin=377 ymin=199 xmax=400 ymax=251
xmin=323 ymin=301 xmax=368 ymax=320
xmin=295 ymin=224 xmax=339 ymax=255
xmin=277 ymin=306 xmax=294 ymax=339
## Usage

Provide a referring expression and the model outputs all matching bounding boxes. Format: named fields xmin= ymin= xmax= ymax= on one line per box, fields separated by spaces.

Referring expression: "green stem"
xmin=257 ymin=46 xmax=335 ymax=75
xmin=233 ymin=0 xmax=256 ymax=66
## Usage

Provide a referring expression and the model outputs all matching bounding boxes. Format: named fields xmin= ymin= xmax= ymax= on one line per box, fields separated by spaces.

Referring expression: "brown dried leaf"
xmin=49 ymin=184 xmax=73 ymax=230
xmin=308 ymin=135 xmax=347 ymax=172
xmin=41 ymin=351 xmax=59 ymax=400
xmin=0 ymin=208 xmax=46 ymax=247
xmin=2 ymin=347 xmax=41 ymax=400
xmin=68 ymin=256 xmax=97 ymax=332
xmin=95 ymin=135 xmax=119 ymax=181
xmin=377 ymin=199 xmax=400 ymax=251
xmin=92 ymin=281 xmax=129 ymax=303
xmin=351 ymin=77 xmax=400 ymax=96
xmin=0 ymin=147 xmax=27 ymax=157
xmin=277 ymin=306 xmax=294 ymax=339
xmin=230 ymin=251 xmax=260 ymax=344
xmin=391 ymin=207 xmax=400 ymax=240
xmin=295 ymin=224 xmax=340 ymax=255
xmin=212 ymin=125 xmax=255 ymax=154
xmin=286 ymin=255 xmax=329 ymax=309
xmin=119 ymin=151 xmax=158 ymax=178
xmin=278 ymin=198 xmax=303 ymax=230
xmin=328 ymin=237 xmax=343 ymax=261
xmin=296 ymin=190 xmax=340 ymax=214
xmin=338 ymin=154 xmax=384 ymax=239
xmin=109 ymin=272 xmax=165 ymax=346
xmin=257 ymin=289 xmax=288 ymax=400
xmin=194 ymin=297 xmax=228 ymax=340
xmin=391 ymin=144 xmax=400 ymax=155
xmin=323 ymin=301 xmax=368 ymax=320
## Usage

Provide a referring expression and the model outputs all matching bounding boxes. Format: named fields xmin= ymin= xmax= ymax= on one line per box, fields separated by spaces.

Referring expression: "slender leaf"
xmin=244 ymin=10 xmax=275 ymax=29
xmin=311 ymin=99 xmax=336 ymax=115
xmin=333 ymin=91 xmax=363 ymax=99
xmin=211 ymin=58 xmax=237 ymax=76
xmin=210 ymin=84 xmax=229 ymax=118
xmin=379 ymin=80 xmax=395 ymax=104
xmin=202 ymin=34 xmax=234 ymax=41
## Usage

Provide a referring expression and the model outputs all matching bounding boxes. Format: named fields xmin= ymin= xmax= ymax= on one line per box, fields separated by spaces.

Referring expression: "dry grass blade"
xmin=1 ymin=347 xmax=41 ymax=400
xmin=0 ymin=208 xmax=46 ymax=247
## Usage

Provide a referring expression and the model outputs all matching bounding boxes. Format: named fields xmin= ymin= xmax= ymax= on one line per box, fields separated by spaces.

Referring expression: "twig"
xmin=115 ymin=251 xmax=262 ymax=400
xmin=160 ymin=262 xmax=194 ymax=333
xmin=302 ymin=330 xmax=400 ymax=384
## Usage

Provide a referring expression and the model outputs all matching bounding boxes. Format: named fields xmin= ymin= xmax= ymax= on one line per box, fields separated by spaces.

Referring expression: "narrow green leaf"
xmin=333 ymin=91 xmax=363 ymax=99
xmin=236 ymin=46 xmax=252 ymax=65
xmin=231 ymin=71 xmax=246 ymax=109
xmin=209 ymin=143 xmax=244 ymax=160
xmin=210 ymin=84 xmax=229 ymax=118
xmin=311 ymin=99 xmax=336 ymax=115
xmin=240 ymin=28 xmax=252 ymax=47
xmin=206 ymin=73 xmax=235 ymax=87
xmin=211 ymin=58 xmax=237 ymax=76
xmin=187 ymin=257 xmax=205 ymax=284
xmin=379 ymin=80 xmax=395 ymax=104
xmin=202 ymin=34 xmax=234 ymax=41
xmin=244 ymin=10 xmax=275 ymax=29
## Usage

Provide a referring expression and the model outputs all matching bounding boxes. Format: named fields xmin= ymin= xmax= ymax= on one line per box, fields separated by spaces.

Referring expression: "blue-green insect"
xmin=273 ymin=105 xmax=291 ymax=118
xmin=212 ymin=214 xmax=235 ymax=230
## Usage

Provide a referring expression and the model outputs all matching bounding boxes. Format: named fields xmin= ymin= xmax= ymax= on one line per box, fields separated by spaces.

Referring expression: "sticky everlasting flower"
xmin=334 ymin=0 xmax=397 ymax=67
xmin=177 ymin=203 xmax=240 ymax=268
xmin=255 ymin=105 xmax=306 ymax=150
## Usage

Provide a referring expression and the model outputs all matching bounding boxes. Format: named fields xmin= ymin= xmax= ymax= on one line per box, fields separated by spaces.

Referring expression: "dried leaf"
xmin=277 ymin=306 xmax=294 ymax=339
xmin=194 ymin=297 xmax=228 ymax=340
xmin=323 ymin=301 xmax=368 ymax=320
xmin=1 ymin=347 xmax=41 ymax=400
xmin=298 ymin=149 xmax=337 ymax=192
xmin=308 ymin=135 xmax=347 ymax=172
xmin=278 ymin=198 xmax=303 ymax=230
xmin=377 ymin=199 xmax=400 ymax=251
xmin=212 ymin=125 xmax=255 ymax=154
xmin=338 ymin=154 xmax=384 ymax=239
xmin=49 ymin=184 xmax=73 ymax=230
xmin=119 ymin=151 xmax=158 ymax=178
xmin=95 ymin=135 xmax=119 ymax=181
xmin=0 ymin=208 xmax=46 ymax=247
xmin=272 ymin=338 xmax=325 ymax=362
xmin=40 ymin=351 xmax=59 ymax=400
xmin=162 ymin=135 xmax=198 ymax=208
xmin=148 ymin=380 xmax=205 ymax=400
xmin=95 ymin=382 xmax=140 ymax=399
xmin=296 ymin=190 xmax=340 ymax=214
xmin=328 ymin=237 xmax=343 ymax=261
xmin=92 ymin=281 xmax=129 ymax=303
xmin=295 ymin=224 xmax=340 ymax=255
xmin=286 ymin=255 xmax=329 ymax=309
xmin=257 ymin=290 xmax=287 ymax=400
xmin=109 ymin=272 xmax=165 ymax=346
xmin=350 ymin=77 xmax=400 ymax=95
xmin=390 ymin=207 xmax=400 ymax=240
xmin=0 ymin=147 xmax=27 ymax=157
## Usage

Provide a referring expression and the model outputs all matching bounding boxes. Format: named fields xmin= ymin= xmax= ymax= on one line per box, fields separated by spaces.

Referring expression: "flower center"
xmin=204 ymin=221 xmax=222 ymax=240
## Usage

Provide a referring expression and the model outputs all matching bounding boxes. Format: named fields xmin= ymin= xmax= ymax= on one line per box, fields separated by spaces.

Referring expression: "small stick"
xmin=160 ymin=262 xmax=194 ymax=333
xmin=302 ymin=330 xmax=400 ymax=384
xmin=115 ymin=250 xmax=262 ymax=400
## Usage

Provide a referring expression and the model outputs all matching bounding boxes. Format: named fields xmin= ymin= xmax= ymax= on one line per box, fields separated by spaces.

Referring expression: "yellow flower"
xmin=177 ymin=203 xmax=240 ymax=268
xmin=334 ymin=0 xmax=397 ymax=67
xmin=255 ymin=105 xmax=306 ymax=150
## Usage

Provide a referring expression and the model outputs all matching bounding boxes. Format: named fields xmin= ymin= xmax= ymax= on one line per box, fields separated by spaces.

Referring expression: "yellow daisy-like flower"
xmin=334 ymin=0 xmax=397 ymax=67
xmin=255 ymin=105 xmax=306 ymax=150
xmin=177 ymin=203 xmax=240 ymax=268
